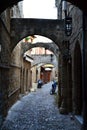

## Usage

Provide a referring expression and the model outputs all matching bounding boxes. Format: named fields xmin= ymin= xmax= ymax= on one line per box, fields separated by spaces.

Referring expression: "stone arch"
xmin=21 ymin=41 xmax=59 ymax=57
xmin=73 ymin=41 xmax=82 ymax=114
xmin=10 ymin=18 xmax=64 ymax=52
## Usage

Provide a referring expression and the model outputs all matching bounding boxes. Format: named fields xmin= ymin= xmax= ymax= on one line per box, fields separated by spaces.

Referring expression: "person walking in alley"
xmin=37 ymin=79 xmax=43 ymax=88
xmin=50 ymin=79 xmax=57 ymax=94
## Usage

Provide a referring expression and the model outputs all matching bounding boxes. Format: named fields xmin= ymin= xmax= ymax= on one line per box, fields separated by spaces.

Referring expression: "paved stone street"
xmin=1 ymin=82 xmax=80 ymax=130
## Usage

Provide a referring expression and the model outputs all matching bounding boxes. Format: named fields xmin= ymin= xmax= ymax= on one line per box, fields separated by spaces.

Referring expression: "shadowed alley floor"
xmin=1 ymin=82 xmax=80 ymax=130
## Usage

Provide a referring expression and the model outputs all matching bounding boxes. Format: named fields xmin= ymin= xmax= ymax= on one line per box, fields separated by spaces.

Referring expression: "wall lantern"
xmin=65 ymin=16 xmax=72 ymax=36
xmin=62 ymin=0 xmax=72 ymax=36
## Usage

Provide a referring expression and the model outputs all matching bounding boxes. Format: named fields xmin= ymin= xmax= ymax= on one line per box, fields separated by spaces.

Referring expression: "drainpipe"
xmin=82 ymin=12 xmax=87 ymax=130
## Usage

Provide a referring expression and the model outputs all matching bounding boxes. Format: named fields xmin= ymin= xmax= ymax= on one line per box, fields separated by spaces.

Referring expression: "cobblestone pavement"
xmin=1 ymin=82 xmax=80 ymax=130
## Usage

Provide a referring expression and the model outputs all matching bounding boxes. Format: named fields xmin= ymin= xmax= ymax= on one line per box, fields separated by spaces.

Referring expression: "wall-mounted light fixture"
xmin=65 ymin=16 xmax=72 ymax=36
xmin=62 ymin=0 xmax=72 ymax=36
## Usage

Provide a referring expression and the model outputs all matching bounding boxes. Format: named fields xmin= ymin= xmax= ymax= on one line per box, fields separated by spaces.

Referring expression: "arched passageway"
xmin=9 ymin=34 xmax=59 ymax=104
xmin=0 ymin=0 xmax=86 ymax=129
xmin=10 ymin=18 xmax=64 ymax=51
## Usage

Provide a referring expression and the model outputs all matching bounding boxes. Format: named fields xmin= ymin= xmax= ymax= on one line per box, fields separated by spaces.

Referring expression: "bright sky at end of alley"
xmin=23 ymin=0 xmax=57 ymax=19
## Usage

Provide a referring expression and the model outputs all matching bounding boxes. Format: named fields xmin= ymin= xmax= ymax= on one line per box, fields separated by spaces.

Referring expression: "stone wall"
xmin=0 ymin=9 xmax=11 ymax=125
xmin=21 ymin=58 xmax=32 ymax=94
xmin=0 ymin=2 xmax=24 ymax=126
xmin=31 ymin=54 xmax=58 ymax=67
xmin=69 ymin=6 xmax=83 ymax=114
xmin=10 ymin=2 xmax=24 ymax=18
xmin=8 ymin=43 xmax=21 ymax=108
xmin=56 ymin=1 xmax=84 ymax=116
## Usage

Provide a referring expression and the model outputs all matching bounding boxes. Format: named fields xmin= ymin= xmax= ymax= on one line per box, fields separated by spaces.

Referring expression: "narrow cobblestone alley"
xmin=1 ymin=82 xmax=80 ymax=130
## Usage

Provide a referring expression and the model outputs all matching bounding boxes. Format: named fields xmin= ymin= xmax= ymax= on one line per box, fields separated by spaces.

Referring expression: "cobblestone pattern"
xmin=1 ymin=82 xmax=80 ymax=130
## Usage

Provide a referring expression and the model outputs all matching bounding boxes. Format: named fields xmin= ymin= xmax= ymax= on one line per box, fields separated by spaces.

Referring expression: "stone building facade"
xmin=0 ymin=1 xmax=33 ymax=126
xmin=56 ymin=0 xmax=87 ymax=129
xmin=0 ymin=0 xmax=87 ymax=129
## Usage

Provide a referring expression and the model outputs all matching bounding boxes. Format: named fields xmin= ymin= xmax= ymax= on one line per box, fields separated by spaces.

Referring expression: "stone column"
xmin=59 ymin=54 xmax=68 ymax=114
xmin=20 ymin=67 xmax=24 ymax=94
xmin=58 ymin=53 xmax=62 ymax=108
xmin=81 ymin=13 xmax=87 ymax=130
xmin=67 ymin=61 xmax=72 ymax=112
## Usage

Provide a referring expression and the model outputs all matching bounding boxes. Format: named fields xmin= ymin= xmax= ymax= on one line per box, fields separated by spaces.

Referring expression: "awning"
xmin=43 ymin=64 xmax=54 ymax=68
